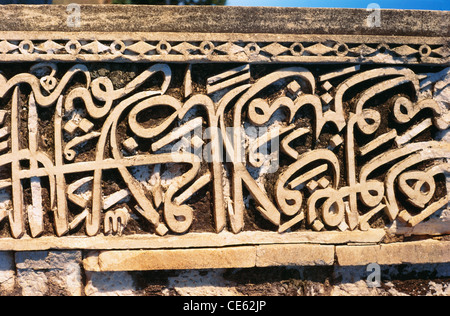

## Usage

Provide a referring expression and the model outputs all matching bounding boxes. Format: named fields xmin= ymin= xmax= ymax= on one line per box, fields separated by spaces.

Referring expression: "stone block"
xmin=85 ymin=271 xmax=136 ymax=296
xmin=336 ymin=240 xmax=450 ymax=266
xmin=17 ymin=269 xmax=48 ymax=296
xmin=85 ymin=243 xmax=339 ymax=271
xmin=89 ymin=247 xmax=257 ymax=271
xmin=167 ymin=269 xmax=242 ymax=296
xmin=256 ymin=244 xmax=335 ymax=267
xmin=16 ymin=251 xmax=82 ymax=296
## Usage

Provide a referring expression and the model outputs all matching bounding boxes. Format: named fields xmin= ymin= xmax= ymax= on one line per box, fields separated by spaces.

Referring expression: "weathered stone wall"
xmin=0 ymin=250 xmax=449 ymax=296
xmin=0 ymin=5 xmax=448 ymax=296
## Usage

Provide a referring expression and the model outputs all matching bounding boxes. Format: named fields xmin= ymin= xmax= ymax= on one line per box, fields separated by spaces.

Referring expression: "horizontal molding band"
xmin=83 ymin=240 xmax=450 ymax=271
xmin=0 ymin=230 xmax=386 ymax=251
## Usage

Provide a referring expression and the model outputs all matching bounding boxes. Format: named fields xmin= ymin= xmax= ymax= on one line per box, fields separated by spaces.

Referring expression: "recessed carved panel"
xmin=0 ymin=5 xmax=448 ymax=248
xmin=0 ymin=59 xmax=448 ymax=240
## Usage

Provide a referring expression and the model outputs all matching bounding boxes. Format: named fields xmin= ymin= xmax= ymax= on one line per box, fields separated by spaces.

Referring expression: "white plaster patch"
xmin=166 ymin=269 xmax=242 ymax=296
xmin=85 ymin=271 xmax=136 ymax=296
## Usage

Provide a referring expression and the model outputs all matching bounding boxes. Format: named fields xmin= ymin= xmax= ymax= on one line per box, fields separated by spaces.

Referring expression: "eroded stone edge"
xmin=336 ymin=240 xmax=450 ymax=266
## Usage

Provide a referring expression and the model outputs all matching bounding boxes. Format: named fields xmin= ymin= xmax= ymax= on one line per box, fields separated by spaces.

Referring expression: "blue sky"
xmin=226 ymin=0 xmax=449 ymax=11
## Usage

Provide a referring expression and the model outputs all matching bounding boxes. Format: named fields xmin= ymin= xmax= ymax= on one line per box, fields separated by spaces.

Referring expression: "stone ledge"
xmin=0 ymin=6 xmax=448 ymax=37
xmin=84 ymin=240 xmax=450 ymax=271
xmin=336 ymin=240 xmax=450 ymax=266
xmin=90 ymin=247 xmax=257 ymax=271
xmin=84 ymin=244 xmax=337 ymax=271
xmin=256 ymin=244 xmax=335 ymax=267
xmin=15 ymin=251 xmax=81 ymax=270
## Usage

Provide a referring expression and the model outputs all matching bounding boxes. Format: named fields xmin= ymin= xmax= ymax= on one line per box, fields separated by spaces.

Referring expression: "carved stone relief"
xmin=0 ymin=36 xmax=448 ymax=64
xmin=0 ymin=59 xmax=448 ymax=240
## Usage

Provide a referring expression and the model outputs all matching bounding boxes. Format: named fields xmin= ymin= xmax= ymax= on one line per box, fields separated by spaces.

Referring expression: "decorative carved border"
xmin=0 ymin=32 xmax=448 ymax=64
